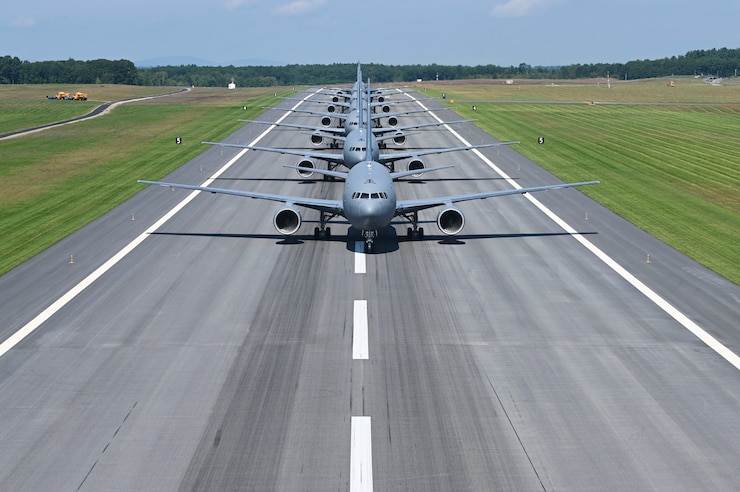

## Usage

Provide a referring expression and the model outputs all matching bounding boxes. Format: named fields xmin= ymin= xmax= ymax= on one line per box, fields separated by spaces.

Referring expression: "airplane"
xmin=265 ymin=63 xmax=444 ymax=132
xmin=139 ymin=79 xmax=598 ymax=252
xmin=237 ymin=116 xmax=475 ymax=148
xmin=203 ymin=88 xmax=518 ymax=177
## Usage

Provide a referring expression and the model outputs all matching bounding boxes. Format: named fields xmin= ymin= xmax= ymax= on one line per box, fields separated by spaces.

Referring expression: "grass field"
xmin=1 ymin=79 xmax=738 ymax=284
xmin=422 ymin=77 xmax=739 ymax=284
xmin=0 ymin=85 xmax=180 ymax=134
xmin=0 ymin=85 xmax=289 ymax=275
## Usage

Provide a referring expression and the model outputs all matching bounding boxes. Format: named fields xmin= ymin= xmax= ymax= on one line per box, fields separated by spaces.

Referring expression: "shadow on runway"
xmin=150 ymin=228 xmax=597 ymax=255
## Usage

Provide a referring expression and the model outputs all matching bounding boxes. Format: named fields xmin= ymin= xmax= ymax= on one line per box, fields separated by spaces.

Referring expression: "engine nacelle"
xmin=321 ymin=116 xmax=332 ymax=127
xmin=393 ymin=132 xmax=406 ymax=146
xmin=437 ymin=207 xmax=465 ymax=235
xmin=387 ymin=116 xmax=399 ymax=127
xmin=331 ymin=96 xmax=339 ymax=103
xmin=407 ymin=159 xmax=425 ymax=177
xmin=297 ymin=159 xmax=315 ymax=177
xmin=376 ymin=95 xmax=385 ymax=103
xmin=273 ymin=207 xmax=301 ymax=235
xmin=327 ymin=105 xmax=336 ymax=113
xmin=381 ymin=105 xmax=391 ymax=113
xmin=310 ymin=132 xmax=323 ymax=146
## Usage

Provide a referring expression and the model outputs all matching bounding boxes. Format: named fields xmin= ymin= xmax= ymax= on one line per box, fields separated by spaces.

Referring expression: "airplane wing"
xmin=201 ymin=141 xmax=344 ymax=165
xmin=370 ymin=107 xmax=446 ymax=121
xmin=395 ymin=181 xmax=600 ymax=216
xmin=371 ymin=119 xmax=473 ymax=134
xmin=376 ymin=142 xmax=519 ymax=165
xmin=137 ymin=180 xmax=344 ymax=215
xmin=268 ymin=107 xmax=349 ymax=121
xmin=239 ymin=119 xmax=346 ymax=136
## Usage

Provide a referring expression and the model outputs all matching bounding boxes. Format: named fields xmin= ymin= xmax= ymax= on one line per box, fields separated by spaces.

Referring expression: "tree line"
xmin=1 ymin=48 xmax=738 ymax=87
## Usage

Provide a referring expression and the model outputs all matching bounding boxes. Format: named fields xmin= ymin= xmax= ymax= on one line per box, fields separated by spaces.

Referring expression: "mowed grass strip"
xmin=440 ymin=85 xmax=739 ymax=284
xmin=0 ymin=85 xmax=181 ymax=134
xmin=0 ymin=87 xmax=286 ymax=275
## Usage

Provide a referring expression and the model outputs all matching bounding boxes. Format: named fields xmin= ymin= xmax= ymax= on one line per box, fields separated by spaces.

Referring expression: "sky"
xmin=4 ymin=0 xmax=739 ymax=68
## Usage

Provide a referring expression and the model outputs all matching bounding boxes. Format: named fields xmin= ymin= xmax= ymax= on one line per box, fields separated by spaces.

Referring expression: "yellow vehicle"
xmin=72 ymin=92 xmax=88 ymax=100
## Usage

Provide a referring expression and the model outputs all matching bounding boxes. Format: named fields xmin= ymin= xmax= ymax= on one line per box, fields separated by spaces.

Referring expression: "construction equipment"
xmin=47 ymin=91 xmax=70 ymax=100
xmin=45 ymin=91 xmax=88 ymax=100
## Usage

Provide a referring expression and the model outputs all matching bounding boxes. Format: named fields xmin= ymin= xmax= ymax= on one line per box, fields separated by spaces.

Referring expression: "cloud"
xmin=10 ymin=17 xmax=37 ymax=28
xmin=491 ymin=0 xmax=553 ymax=18
xmin=273 ymin=0 xmax=327 ymax=16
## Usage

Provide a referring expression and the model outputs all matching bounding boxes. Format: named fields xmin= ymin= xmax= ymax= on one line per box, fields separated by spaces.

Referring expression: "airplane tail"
xmin=365 ymin=78 xmax=373 ymax=163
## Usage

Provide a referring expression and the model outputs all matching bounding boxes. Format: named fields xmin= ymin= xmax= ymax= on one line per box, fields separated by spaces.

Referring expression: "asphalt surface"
xmin=0 ymin=89 xmax=738 ymax=491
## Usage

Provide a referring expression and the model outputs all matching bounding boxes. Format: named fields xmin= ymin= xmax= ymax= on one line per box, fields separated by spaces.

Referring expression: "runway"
xmin=0 ymin=88 xmax=739 ymax=491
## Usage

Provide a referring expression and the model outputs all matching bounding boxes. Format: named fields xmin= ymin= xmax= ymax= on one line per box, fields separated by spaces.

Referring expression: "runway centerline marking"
xmin=405 ymin=94 xmax=740 ymax=371
xmin=353 ymin=300 xmax=369 ymax=360
xmin=350 ymin=416 xmax=373 ymax=492
xmin=0 ymin=90 xmax=322 ymax=359
xmin=354 ymin=241 xmax=366 ymax=273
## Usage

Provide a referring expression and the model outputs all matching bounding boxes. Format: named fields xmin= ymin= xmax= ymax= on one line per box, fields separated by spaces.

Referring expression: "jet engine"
xmin=273 ymin=207 xmax=301 ymax=235
xmin=437 ymin=207 xmax=465 ymax=235
xmin=296 ymin=159 xmax=315 ymax=177
xmin=327 ymin=105 xmax=336 ymax=113
xmin=393 ymin=132 xmax=406 ymax=146
xmin=321 ymin=117 xmax=332 ymax=127
xmin=407 ymin=159 xmax=425 ymax=176
xmin=387 ymin=116 xmax=399 ymax=127
xmin=310 ymin=132 xmax=323 ymax=146
xmin=381 ymin=105 xmax=391 ymax=113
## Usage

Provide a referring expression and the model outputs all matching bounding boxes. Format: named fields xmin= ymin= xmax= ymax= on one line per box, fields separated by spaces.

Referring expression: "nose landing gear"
xmin=362 ymin=230 xmax=377 ymax=253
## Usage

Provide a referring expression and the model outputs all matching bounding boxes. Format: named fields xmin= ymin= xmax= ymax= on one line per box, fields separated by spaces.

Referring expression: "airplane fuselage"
xmin=343 ymin=160 xmax=396 ymax=232
xmin=342 ymin=128 xmax=380 ymax=168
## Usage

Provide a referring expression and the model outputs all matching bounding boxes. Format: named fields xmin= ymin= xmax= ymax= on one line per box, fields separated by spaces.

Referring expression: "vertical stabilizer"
xmin=365 ymin=78 xmax=373 ymax=163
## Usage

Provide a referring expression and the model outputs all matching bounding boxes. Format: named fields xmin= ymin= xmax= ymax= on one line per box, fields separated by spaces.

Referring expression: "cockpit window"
xmin=352 ymin=192 xmax=387 ymax=199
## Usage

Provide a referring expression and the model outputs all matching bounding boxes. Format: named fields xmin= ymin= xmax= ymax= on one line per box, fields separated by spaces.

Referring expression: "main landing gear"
xmin=401 ymin=210 xmax=424 ymax=239
xmin=314 ymin=211 xmax=337 ymax=239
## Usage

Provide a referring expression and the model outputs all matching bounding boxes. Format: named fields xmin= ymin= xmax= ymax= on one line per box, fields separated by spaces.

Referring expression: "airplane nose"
xmin=352 ymin=200 xmax=393 ymax=230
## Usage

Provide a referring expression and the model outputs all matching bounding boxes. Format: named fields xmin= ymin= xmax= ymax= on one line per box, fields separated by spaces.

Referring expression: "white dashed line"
xmin=353 ymin=300 xmax=369 ymax=360
xmin=354 ymin=241 xmax=366 ymax=273
xmin=350 ymin=416 xmax=373 ymax=492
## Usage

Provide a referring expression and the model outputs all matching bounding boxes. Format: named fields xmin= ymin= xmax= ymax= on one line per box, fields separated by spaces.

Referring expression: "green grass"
xmin=0 ymin=85 xmax=180 ymax=134
xmin=425 ymin=78 xmax=740 ymax=284
xmin=0 ymin=86 xmax=290 ymax=274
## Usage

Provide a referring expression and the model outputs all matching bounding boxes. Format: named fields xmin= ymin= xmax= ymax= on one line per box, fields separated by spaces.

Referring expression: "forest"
xmin=1 ymin=48 xmax=738 ymax=87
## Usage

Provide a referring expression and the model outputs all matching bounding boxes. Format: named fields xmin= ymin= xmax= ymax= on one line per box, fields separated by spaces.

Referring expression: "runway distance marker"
xmin=0 ymin=89 xmax=322 ymax=359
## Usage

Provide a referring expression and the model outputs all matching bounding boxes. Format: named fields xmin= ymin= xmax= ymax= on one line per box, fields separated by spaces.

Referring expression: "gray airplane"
xmin=270 ymin=64 xmax=445 ymax=133
xmin=202 ymin=128 xmax=517 ymax=177
xmin=206 ymin=65 xmax=518 ymax=176
xmin=139 ymin=80 xmax=598 ymax=252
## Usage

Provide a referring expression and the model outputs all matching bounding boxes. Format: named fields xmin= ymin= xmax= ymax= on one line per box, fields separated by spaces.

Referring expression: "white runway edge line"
xmin=0 ymin=90 xmax=322 ymax=359
xmin=350 ymin=416 xmax=373 ymax=492
xmin=354 ymin=241 xmax=366 ymax=273
xmin=403 ymin=92 xmax=740 ymax=371
xmin=353 ymin=300 xmax=369 ymax=360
